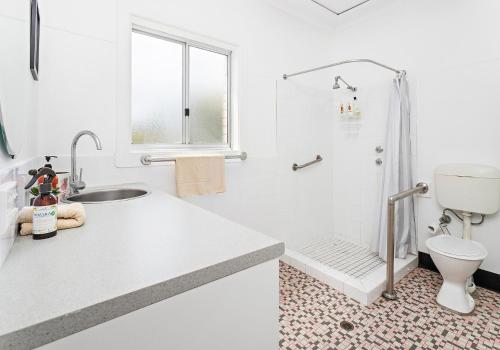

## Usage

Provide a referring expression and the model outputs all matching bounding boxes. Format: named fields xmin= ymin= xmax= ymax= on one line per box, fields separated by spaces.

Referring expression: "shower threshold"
xmin=281 ymin=237 xmax=418 ymax=305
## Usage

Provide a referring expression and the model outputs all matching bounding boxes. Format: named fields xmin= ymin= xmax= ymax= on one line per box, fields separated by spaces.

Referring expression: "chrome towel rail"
xmin=293 ymin=155 xmax=323 ymax=171
xmin=141 ymin=152 xmax=247 ymax=165
xmin=382 ymin=182 xmax=429 ymax=301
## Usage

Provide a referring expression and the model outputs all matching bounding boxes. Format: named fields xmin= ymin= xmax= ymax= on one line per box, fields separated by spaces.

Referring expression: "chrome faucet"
xmin=70 ymin=130 xmax=102 ymax=194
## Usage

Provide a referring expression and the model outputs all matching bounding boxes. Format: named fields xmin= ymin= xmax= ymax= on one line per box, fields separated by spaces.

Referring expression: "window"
xmin=131 ymin=27 xmax=231 ymax=149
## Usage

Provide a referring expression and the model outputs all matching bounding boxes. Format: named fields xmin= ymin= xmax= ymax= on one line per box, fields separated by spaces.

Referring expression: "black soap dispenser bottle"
xmin=43 ymin=155 xmax=58 ymax=169
xmin=24 ymin=167 xmax=59 ymax=240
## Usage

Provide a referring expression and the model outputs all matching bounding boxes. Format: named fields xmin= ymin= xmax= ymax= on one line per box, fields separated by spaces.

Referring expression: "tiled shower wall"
xmin=329 ymin=0 xmax=500 ymax=274
xmin=331 ymin=77 xmax=396 ymax=248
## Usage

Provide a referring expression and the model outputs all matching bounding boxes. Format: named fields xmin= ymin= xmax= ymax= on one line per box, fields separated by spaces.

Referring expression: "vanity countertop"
xmin=0 ymin=186 xmax=284 ymax=349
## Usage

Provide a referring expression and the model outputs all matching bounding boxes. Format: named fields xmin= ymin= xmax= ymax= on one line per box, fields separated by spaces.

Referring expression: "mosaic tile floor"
xmin=279 ymin=262 xmax=500 ymax=350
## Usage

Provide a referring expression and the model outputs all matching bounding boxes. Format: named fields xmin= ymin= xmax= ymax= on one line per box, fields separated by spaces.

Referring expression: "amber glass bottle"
xmin=32 ymin=185 xmax=58 ymax=240
xmin=25 ymin=168 xmax=58 ymax=240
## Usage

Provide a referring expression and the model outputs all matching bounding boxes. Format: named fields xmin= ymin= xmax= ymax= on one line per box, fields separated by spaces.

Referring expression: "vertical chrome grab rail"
xmin=382 ymin=182 xmax=429 ymax=300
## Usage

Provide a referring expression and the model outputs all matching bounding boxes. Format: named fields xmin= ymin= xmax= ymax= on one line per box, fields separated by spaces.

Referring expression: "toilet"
xmin=426 ymin=164 xmax=500 ymax=314
xmin=426 ymin=235 xmax=487 ymax=313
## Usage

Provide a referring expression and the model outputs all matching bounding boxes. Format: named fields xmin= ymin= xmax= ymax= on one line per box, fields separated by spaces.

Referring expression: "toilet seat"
xmin=426 ymin=235 xmax=487 ymax=260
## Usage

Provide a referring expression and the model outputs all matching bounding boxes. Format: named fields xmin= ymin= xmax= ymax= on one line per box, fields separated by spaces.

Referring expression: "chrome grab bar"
xmin=382 ymin=182 xmax=429 ymax=300
xmin=292 ymin=155 xmax=323 ymax=171
xmin=141 ymin=152 xmax=247 ymax=165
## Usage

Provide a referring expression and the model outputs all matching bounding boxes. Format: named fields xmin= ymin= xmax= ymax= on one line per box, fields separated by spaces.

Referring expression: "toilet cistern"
xmin=435 ymin=163 xmax=500 ymax=240
xmin=70 ymin=131 xmax=102 ymax=195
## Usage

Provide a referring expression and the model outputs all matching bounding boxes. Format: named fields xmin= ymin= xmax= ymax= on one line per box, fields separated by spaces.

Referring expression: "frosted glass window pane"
xmin=189 ymin=47 xmax=228 ymax=145
xmin=131 ymin=32 xmax=183 ymax=145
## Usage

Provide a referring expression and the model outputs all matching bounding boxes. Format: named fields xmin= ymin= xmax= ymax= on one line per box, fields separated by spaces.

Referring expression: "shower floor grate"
xmin=299 ymin=237 xmax=384 ymax=279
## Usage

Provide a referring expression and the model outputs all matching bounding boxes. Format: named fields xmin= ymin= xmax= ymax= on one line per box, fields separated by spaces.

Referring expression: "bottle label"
xmin=33 ymin=205 xmax=58 ymax=235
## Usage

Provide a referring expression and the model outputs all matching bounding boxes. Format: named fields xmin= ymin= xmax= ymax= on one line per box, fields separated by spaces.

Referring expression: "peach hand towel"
xmin=18 ymin=203 xmax=86 ymax=236
xmin=175 ymin=155 xmax=225 ymax=198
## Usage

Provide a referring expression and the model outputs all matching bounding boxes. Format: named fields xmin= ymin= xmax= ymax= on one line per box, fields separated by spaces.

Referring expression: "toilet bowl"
xmin=426 ymin=235 xmax=487 ymax=314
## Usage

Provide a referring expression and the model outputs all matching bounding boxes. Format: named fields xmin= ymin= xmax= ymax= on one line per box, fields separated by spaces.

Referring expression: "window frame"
xmin=131 ymin=24 xmax=233 ymax=150
xmin=115 ymin=17 xmax=242 ymax=168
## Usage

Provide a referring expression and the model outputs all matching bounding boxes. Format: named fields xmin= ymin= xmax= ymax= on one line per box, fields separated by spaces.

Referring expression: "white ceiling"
xmin=266 ymin=0 xmax=396 ymax=30
xmin=311 ymin=0 xmax=371 ymax=15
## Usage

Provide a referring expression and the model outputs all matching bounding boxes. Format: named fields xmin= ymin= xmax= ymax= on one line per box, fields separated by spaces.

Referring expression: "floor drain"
xmin=340 ymin=321 xmax=354 ymax=331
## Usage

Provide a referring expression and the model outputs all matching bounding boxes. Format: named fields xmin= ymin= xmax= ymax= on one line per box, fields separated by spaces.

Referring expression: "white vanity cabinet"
xmin=39 ymin=260 xmax=279 ymax=350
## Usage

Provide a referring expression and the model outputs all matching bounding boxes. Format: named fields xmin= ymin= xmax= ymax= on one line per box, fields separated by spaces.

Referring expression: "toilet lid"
xmin=427 ymin=235 xmax=487 ymax=259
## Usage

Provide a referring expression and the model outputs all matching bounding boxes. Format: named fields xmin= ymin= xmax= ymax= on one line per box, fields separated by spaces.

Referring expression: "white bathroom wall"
xmin=275 ymin=75 xmax=335 ymax=249
xmin=327 ymin=68 xmax=419 ymax=250
xmin=316 ymin=67 xmax=397 ymax=248
xmin=0 ymin=0 xmax=39 ymax=268
xmin=35 ymin=0 xmax=334 ymax=245
xmin=32 ymin=0 xmax=500 ymax=274
xmin=328 ymin=0 xmax=500 ymax=274
xmin=0 ymin=0 xmax=38 ymax=169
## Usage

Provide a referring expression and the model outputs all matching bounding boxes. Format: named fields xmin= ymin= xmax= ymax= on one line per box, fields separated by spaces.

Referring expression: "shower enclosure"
xmin=278 ymin=59 xmax=419 ymax=305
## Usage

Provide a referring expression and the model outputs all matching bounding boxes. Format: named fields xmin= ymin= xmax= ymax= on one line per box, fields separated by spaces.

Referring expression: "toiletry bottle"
xmin=42 ymin=156 xmax=61 ymax=201
xmin=347 ymin=101 xmax=354 ymax=116
xmin=353 ymin=96 xmax=362 ymax=117
xmin=43 ymin=155 xmax=58 ymax=169
xmin=24 ymin=167 xmax=58 ymax=240
xmin=41 ymin=155 xmax=66 ymax=201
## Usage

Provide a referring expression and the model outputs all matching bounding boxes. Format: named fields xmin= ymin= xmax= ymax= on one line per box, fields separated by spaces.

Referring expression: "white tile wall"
xmin=331 ymin=78 xmax=392 ymax=247
xmin=0 ymin=157 xmax=38 ymax=269
xmin=36 ymin=26 xmax=116 ymax=157
xmin=40 ymin=0 xmax=117 ymax=42
xmin=0 ymin=0 xmax=38 ymax=173
xmin=0 ymin=0 xmax=29 ymax=20
xmin=34 ymin=0 xmax=335 ymax=247
xmin=7 ymin=0 xmax=500 ymax=276
xmin=329 ymin=0 xmax=500 ymax=274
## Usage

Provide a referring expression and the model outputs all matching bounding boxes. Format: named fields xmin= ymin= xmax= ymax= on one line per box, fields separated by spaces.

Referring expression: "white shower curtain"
xmin=372 ymin=74 xmax=416 ymax=261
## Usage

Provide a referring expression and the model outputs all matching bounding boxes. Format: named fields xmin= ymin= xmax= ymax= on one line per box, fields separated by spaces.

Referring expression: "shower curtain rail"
xmin=282 ymin=59 xmax=405 ymax=80
xmin=382 ymin=182 xmax=429 ymax=301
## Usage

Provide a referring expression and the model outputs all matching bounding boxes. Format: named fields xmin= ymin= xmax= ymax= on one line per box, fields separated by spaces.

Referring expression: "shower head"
xmin=333 ymin=75 xmax=357 ymax=92
xmin=333 ymin=76 xmax=341 ymax=90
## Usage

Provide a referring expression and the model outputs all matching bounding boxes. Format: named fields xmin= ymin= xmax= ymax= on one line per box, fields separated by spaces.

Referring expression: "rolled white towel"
xmin=17 ymin=203 xmax=86 ymax=236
